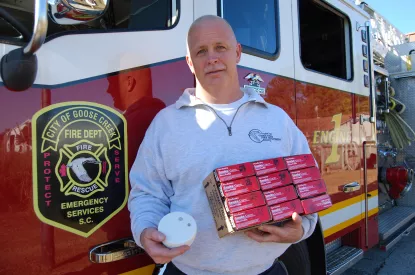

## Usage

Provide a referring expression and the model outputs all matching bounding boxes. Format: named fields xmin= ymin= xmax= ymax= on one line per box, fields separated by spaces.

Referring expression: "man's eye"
xmin=197 ymin=49 xmax=207 ymax=55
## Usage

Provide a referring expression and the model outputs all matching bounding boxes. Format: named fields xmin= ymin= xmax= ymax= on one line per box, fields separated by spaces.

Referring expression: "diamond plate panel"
xmin=327 ymin=246 xmax=363 ymax=275
xmin=325 ymin=238 xmax=341 ymax=254
xmin=378 ymin=206 xmax=415 ymax=240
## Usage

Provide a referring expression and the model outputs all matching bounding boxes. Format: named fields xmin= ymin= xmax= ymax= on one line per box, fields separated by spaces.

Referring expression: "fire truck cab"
xmin=1 ymin=0 xmax=415 ymax=274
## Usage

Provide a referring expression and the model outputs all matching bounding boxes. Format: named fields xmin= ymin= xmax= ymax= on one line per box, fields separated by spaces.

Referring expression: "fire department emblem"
xmin=244 ymin=73 xmax=266 ymax=95
xmin=32 ymin=102 xmax=128 ymax=237
xmin=57 ymin=140 xmax=110 ymax=197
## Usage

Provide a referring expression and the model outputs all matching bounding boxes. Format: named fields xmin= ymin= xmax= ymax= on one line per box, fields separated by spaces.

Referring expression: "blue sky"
xmin=363 ymin=0 xmax=415 ymax=34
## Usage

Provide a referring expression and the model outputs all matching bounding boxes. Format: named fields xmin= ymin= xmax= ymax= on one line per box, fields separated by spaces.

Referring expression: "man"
xmin=106 ymin=68 xmax=166 ymax=170
xmin=128 ymin=15 xmax=318 ymax=274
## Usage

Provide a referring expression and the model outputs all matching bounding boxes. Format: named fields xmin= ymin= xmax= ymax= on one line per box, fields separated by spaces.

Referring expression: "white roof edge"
xmin=338 ymin=0 xmax=370 ymax=19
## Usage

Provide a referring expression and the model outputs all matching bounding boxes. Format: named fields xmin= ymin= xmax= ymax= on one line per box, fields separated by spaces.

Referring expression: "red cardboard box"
xmin=301 ymin=194 xmax=332 ymax=214
xmin=214 ymin=162 xmax=255 ymax=182
xmin=203 ymin=173 xmax=274 ymax=238
xmin=230 ymin=206 xmax=272 ymax=230
xmin=296 ymin=179 xmax=327 ymax=199
xmin=257 ymin=170 xmax=292 ymax=191
xmin=284 ymin=154 xmax=315 ymax=171
xmin=270 ymin=199 xmax=304 ymax=221
xmin=263 ymin=185 xmax=298 ymax=206
xmin=219 ymin=176 xmax=260 ymax=197
xmin=225 ymin=191 xmax=266 ymax=214
xmin=290 ymin=167 xmax=321 ymax=185
xmin=252 ymin=157 xmax=286 ymax=176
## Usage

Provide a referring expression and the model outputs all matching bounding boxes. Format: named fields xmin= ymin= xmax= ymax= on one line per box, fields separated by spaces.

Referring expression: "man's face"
xmin=106 ymin=68 xmax=152 ymax=111
xmin=186 ymin=19 xmax=242 ymax=90
xmin=106 ymin=76 xmax=126 ymax=111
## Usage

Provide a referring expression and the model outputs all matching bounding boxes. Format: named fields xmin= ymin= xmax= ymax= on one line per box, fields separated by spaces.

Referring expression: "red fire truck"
xmin=1 ymin=0 xmax=415 ymax=274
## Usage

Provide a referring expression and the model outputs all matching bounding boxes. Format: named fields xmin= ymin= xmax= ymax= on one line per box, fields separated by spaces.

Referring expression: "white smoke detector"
xmin=158 ymin=212 xmax=197 ymax=248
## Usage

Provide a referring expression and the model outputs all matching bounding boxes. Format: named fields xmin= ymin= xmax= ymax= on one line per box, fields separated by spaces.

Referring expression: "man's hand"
xmin=245 ymin=212 xmax=304 ymax=243
xmin=140 ymin=227 xmax=190 ymax=264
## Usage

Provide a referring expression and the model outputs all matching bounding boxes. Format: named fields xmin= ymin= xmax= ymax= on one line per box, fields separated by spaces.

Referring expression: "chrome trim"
xmin=343 ymin=182 xmax=361 ymax=193
xmin=23 ymin=0 xmax=48 ymax=55
xmin=62 ymin=0 xmax=107 ymax=14
xmin=48 ymin=0 xmax=108 ymax=25
xmin=366 ymin=22 xmax=376 ymax=124
xmin=89 ymin=238 xmax=145 ymax=263
xmin=363 ymin=141 xmax=376 ymax=247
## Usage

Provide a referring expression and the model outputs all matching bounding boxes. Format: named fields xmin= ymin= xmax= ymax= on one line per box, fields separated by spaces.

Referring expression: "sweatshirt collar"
xmin=175 ymin=87 xmax=267 ymax=109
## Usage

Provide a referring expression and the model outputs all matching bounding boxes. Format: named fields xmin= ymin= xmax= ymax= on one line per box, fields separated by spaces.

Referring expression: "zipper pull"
xmin=227 ymin=127 xmax=232 ymax=136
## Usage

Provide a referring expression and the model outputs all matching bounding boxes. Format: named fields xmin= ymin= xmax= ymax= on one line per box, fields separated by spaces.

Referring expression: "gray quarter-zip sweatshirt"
xmin=128 ymin=88 xmax=318 ymax=275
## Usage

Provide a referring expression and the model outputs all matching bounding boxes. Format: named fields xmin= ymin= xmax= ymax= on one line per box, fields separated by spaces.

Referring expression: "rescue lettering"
xmin=71 ymin=184 xmax=99 ymax=195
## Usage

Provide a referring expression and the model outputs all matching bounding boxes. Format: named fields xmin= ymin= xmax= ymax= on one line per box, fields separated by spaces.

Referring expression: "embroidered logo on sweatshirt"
xmin=248 ymin=129 xmax=281 ymax=143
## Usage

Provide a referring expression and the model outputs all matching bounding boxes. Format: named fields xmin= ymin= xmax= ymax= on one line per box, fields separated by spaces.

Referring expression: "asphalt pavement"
xmin=344 ymin=228 xmax=415 ymax=275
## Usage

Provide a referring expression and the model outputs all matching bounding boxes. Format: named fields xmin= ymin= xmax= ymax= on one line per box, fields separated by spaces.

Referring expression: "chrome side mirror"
xmin=48 ymin=0 xmax=109 ymax=25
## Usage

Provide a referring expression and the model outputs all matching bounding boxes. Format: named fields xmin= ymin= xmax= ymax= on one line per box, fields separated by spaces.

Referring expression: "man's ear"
xmin=236 ymin=43 xmax=242 ymax=64
xmin=186 ymin=55 xmax=195 ymax=74
xmin=126 ymin=76 xmax=136 ymax=93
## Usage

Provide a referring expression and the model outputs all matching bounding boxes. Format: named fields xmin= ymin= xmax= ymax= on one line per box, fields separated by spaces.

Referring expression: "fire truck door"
xmin=211 ymin=0 xmax=297 ymax=119
xmin=0 ymin=0 xmax=194 ymax=274
xmin=292 ymin=0 xmax=367 ymax=242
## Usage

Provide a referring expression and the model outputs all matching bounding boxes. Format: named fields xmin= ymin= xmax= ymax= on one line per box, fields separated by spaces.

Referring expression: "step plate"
xmin=325 ymin=238 xmax=341 ymax=255
xmin=380 ymin=219 xmax=415 ymax=251
xmin=379 ymin=206 xmax=415 ymax=240
xmin=327 ymin=246 xmax=363 ymax=275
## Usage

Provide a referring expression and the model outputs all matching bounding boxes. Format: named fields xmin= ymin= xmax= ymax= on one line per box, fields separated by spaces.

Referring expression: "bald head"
xmin=187 ymin=15 xmax=237 ymax=54
xmin=185 ymin=14 xmax=242 ymax=100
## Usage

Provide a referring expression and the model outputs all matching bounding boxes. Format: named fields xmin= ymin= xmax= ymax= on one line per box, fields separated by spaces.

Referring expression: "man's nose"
xmin=207 ymin=52 xmax=219 ymax=64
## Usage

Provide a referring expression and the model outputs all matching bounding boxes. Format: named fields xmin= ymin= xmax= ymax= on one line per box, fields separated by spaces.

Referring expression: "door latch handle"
xmin=343 ymin=182 xmax=361 ymax=193
xmin=89 ymin=238 xmax=145 ymax=263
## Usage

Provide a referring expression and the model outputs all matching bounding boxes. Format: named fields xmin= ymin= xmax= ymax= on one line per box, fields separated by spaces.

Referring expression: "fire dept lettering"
xmin=42 ymin=107 xmax=121 ymax=152
xmin=32 ymin=102 xmax=128 ymax=237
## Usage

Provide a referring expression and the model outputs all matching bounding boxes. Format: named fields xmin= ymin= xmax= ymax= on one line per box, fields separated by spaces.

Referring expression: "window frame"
xmin=297 ymin=0 xmax=354 ymax=82
xmin=0 ymin=0 xmax=181 ymax=45
xmin=217 ymin=0 xmax=281 ymax=61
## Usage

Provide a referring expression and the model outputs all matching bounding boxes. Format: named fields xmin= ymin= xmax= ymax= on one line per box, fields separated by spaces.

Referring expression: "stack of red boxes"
xmin=211 ymin=154 xmax=332 ymax=231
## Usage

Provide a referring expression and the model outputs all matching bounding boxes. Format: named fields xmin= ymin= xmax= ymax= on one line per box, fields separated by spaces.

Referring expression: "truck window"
xmin=298 ymin=0 xmax=353 ymax=80
xmin=0 ymin=0 xmax=179 ymax=44
xmin=219 ymin=0 xmax=279 ymax=60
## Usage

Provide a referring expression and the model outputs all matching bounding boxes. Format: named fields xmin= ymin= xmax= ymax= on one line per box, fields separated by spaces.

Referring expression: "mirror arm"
xmin=0 ymin=8 xmax=31 ymax=41
xmin=23 ymin=0 xmax=48 ymax=56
